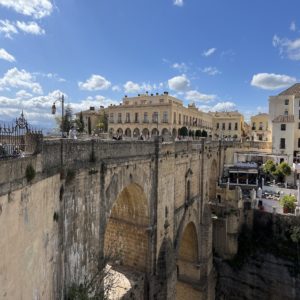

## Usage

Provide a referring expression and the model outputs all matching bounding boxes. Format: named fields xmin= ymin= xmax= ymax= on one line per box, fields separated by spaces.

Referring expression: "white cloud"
xmin=0 ymin=0 xmax=53 ymax=19
xmin=16 ymin=89 xmax=32 ymax=98
xmin=34 ymin=72 xmax=66 ymax=82
xmin=202 ymin=47 xmax=216 ymax=57
xmin=250 ymin=73 xmax=296 ymax=90
xmin=211 ymin=101 xmax=236 ymax=112
xmin=0 ymin=19 xmax=17 ymax=38
xmin=0 ymin=48 xmax=15 ymax=62
xmin=0 ymin=19 xmax=45 ymax=38
xmin=172 ymin=62 xmax=188 ymax=72
xmin=202 ymin=66 xmax=221 ymax=76
xmin=78 ymin=74 xmax=111 ymax=91
xmin=0 ymin=67 xmax=43 ymax=94
xmin=273 ymin=34 xmax=300 ymax=61
xmin=173 ymin=0 xmax=184 ymax=7
xmin=112 ymin=85 xmax=121 ymax=92
xmin=185 ymin=90 xmax=216 ymax=103
xmin=290 ymin=21 xmax=296 ymax=32
xmin=16 ymin=21 xmax=45 ymax=35
xmin=168 ymin=74 xmax=190 ymax=91
xmin=123 ymin=81 xmax=158 ymax=94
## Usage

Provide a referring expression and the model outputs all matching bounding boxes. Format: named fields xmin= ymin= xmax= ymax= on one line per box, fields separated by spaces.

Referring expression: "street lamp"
xmin=51 ymin=94 xmax=65 ymax=138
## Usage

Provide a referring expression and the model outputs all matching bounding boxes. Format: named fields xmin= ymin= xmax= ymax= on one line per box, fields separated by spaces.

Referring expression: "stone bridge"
xmin=0 ymin=138 xmax=270 ymax=299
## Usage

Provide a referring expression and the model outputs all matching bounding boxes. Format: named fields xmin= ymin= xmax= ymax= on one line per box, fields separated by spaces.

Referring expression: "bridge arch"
xmin=175 ymin=214 xmax=201 ymax=299
xmin=104 ymin=182 xmax=150 ymax=272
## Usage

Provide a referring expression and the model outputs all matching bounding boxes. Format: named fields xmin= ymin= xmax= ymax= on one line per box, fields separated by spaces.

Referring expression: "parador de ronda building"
xmin=107 ymin=92 xmax=245 ymax=139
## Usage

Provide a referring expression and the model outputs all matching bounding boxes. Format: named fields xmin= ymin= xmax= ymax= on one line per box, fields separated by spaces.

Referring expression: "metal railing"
xmin=0 ymin=112 xmax=42 ymax=159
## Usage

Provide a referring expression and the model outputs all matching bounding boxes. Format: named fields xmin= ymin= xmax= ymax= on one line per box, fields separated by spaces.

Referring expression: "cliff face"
xmin=215 ymin=211 xmax=300 ymax=300
xmin=216 ymin=253 xmax=300 ymax=300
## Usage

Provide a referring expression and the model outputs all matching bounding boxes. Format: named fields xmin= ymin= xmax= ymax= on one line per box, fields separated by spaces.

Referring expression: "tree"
xmin=66 ymin=246 xmax=122 ymax=300
xmin=280 ymin=194 xmax=296 ymax=213
xmin=97 ymin=112 xmax=108 ymax=133
xmin=273 ymin=162 xmax=291 ymax=183
xmin=76 ymin=111 xmax=85 ymax=133
xmin=88 ymin=117 xmax=92 ymax=135
xmin=195 ymin=130 xmax=202 ymax=138
xmin=201 ymin=129 xmax=208 ymax=137
xmin=179 ymin=126 xmax=188 ymax=137
xmin=62 ymin=104 xmax=73 ymax=133
xmin=263 ymin=159 xmax=276 ymax=180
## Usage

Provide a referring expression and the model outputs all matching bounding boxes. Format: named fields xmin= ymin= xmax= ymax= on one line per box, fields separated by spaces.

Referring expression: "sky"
xmin=0 ymin=0 xmax=300 ymax=131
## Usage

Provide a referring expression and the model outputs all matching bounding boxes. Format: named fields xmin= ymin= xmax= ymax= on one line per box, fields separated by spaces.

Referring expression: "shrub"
xmin=280 ymin=195 xmax=296 ymax=213
xmin=25 ymin=164 xmax=36 ymax=182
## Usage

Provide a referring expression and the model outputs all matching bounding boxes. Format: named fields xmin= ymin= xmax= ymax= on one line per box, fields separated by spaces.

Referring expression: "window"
xmin=298 ymin=138 xmax=300 ymax=148
xmin=159 ymin=99 xmax=164 ymax=103
xmin=281 ymin=124 xmax=286 ymax=131
xmin=143 ymin=112 xmax=148 ymax=123
xmin=134 ymin=112 xmax=139 ymax=123
xmin=235 ymin=122 xmax=238 ymax=130
xmin=216 ymin=123 xmax=219 ymax=129
xmin=284 ymin=109 xmax=288 ymax=116
xmin=280 ymin=138 xmax=285 ymax=149
xmin=152 ymin=112 xmax=158 ymax=123
xmin=125 ymin=112 xmax=130 ymax=123
xmin=252 ymin=122 xmax=256 ymax=130
xmin=163 ymin=111 xmax=168 ymax=123
xmin=109 ymin=113 xmax=114 ymax=123
xmin=228 ymin=123 xmax=232 ymax=130
xmin=117 ymin=113 xmax=122 ymax=123
xmin=259 ymin=122 xmax=263 ymax=130
xmin=179 ymin=114 xmax=181 ymax=125
xmin=298 ymin=122 xmax=300 ymax=129
xmin=173 ymin=112 xmax=176 ymax=124
xmin=285 ymin=99 xmax=289 ymax=105
xmin=222 ymin=123 xmax=225 ymax=130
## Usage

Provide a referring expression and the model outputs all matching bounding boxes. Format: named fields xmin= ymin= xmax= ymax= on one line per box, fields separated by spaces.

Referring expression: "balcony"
xmin=134 ymin=119 xmax=139 ymax=123
xmin=143 ymin=119 xmax=149 ymax=123
xmin=117 ymin=120 xmax=122 ymax=124
xmin=162 ymin=119 xmax=169 ymax=124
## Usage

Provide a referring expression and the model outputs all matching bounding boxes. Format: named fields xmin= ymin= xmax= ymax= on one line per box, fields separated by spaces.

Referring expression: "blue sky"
xmin=0 ymin=0 xmax=300 ymax=131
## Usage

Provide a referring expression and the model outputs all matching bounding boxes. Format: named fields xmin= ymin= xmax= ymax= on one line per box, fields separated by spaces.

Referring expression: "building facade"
xmin=209 ymin=111 xmax=245 ymax=140
xmin=107 ymin=92 xmax=213 ymax=138
xmin=75 ymin=106 xmax=106 ymax=134
xmin=269 ymin=83 xmax=300 ymax=164
xmin=250 ymin=113 xmax=271 ymax=141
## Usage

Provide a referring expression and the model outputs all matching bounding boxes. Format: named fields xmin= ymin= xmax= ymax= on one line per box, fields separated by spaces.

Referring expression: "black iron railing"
xmin=0 ymin=112 xmax=43 ymax=159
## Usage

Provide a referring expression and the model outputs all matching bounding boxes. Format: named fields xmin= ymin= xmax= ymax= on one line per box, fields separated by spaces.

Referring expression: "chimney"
xmin=164 ymin=91 xmax=168 ymax=95
xmin=90 ymin=106 xmax=95 ymax=111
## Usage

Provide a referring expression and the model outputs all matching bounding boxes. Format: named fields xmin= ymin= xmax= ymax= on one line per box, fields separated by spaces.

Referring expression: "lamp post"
xmin=51 ymin=94 xmax=65 ymax=138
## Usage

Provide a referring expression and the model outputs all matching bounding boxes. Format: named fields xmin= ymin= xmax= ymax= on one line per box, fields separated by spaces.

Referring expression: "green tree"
xmin=195 ymin=130 xmax=202 ymax=138
xmin=273 ymin=162 xmax=291 ymax=183
xmin=76 ymin=111 xmax=84 ymax=133
xmin=263 ymin=159 xmax=276 ymax=180
xmin=179 ymin=126 xmax=188 ymax=137
xmin=201 ymin=129 xmax=208 ymax=137
xmin=62 ymin=104 xmax=73 ymax=133
xmin=88 ymin=117 xmax=92 ymax=135
xmin=97 ymin=112 xmax=108 ymax=132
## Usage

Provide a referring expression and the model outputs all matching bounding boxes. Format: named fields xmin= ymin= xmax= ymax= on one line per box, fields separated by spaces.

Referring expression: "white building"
xmin=269 ymin=83 xmax=300 ymax=165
